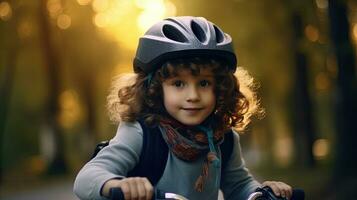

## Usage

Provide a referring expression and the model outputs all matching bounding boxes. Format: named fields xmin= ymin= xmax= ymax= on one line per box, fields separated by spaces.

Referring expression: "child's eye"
xmin=172 ymin=80 xmax=184 ymax=87
xmin=199 ymin=80 xmax=211 ymax=87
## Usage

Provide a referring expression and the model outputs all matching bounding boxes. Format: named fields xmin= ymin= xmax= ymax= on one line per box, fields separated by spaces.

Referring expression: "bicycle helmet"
xmin=133 ymin=16 xmax=237 ymax=74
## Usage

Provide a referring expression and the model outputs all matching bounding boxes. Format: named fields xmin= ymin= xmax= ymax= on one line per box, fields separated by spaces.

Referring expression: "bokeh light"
xmin=305 ymin=25 xmax=319 ymax=42
xmin=0 ymin=1 xmax=12 ymax=21
xmin=315 ymin=0 xmax=328 ymax=9
xmin=315 ymin=72 xmax=330 ymax=91
xmin=313 ymin=139 xmax=330 ymax=160
xmin=17 ymin=20 xmax=33 ymax=39
xmin=77 ymin=0 xmax=92 ymax=6
xmin=274 ymin=137 xmax=293 ymax=167
xmin=57 ymin=14 xmax=72 ymax=30
xmin=47 ymin=0 xmax=62 ymax=18
xmin=27 ymin=156 xmax=46 ymax=175
xmin=92 ymin=0 xmax=109 ymax=12
xmin=326 ymin=57 xmax=338 ymax=78
xmin=93 ymin=12 xmax=109 ymax=28
xmin=59 ymin=90 xmax=82 ymax=129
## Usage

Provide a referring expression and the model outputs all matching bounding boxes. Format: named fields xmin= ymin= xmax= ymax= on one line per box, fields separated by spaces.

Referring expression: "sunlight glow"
xmin=313 ymin=139 xmax=329 ymax=160
xmin=165 ymin=1 xmax=176 ymax=16
xmin=135 ymin=0 xmax=159 ymax=8
xmin=77 ymin=0 xmax=92 ymax=6
xmin=137 ymin=11 xmax=164 ymax=32
xmin=0 ymin=1 xmax=12 ymax=21
xmin=91 ymin=0 xmax=176 ymax=51
xmin=136 ymin=0 xmax=176 ymax=32
xmin=92 ymin=0 xmax=109 ymax=12
xmin=57 ymin=14 xmax=72 ymax=30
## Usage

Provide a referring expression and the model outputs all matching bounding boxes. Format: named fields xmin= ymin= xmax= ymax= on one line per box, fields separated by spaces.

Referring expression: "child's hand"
xmin=262 ymin=181 xmax=292 ymax=199
xmin=102 ymin=177 xmax=153 ymax=200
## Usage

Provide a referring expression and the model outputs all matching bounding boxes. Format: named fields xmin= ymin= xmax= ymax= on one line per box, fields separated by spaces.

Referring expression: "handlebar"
xmin=248 ymin=187 xmax=305 ymax=200
xmin=109 ymin=188 xmax=189 ymax=200
xmin=109 ymin=187 xmax=305 ymax=200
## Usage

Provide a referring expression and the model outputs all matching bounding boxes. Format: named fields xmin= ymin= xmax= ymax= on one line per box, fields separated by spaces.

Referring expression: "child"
xmin=74 ymin=16 xmax=292 ymax=200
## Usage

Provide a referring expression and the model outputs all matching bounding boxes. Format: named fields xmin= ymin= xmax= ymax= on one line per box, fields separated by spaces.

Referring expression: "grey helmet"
xmin=133 ymin=16 xmax=237 ymax=74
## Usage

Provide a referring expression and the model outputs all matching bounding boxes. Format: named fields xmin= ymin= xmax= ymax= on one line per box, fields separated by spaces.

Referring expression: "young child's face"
xmin=162 ymin=67 xmax=216 ymax=126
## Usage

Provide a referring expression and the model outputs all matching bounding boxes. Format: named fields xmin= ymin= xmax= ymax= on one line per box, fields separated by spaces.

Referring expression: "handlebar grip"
xmin=109 ymin=187 xmax=162 ymax=200
xmin=252 ymin=187 xmax=305 ymax=200
xmin=109 ymin=187 xmax=125 ymax=200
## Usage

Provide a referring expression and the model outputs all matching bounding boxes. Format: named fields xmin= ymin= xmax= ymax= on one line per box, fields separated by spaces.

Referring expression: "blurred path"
xmin=1 ymin=181 xmax=78 ymax=200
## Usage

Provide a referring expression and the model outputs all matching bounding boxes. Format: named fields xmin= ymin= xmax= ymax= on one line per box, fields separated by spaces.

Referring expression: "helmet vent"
xmin=162 ymin=24 xmax=188 ymax=43
xmin=191 ymin=20 xmax=206 ymax=43
xmin=214 ymin=25 xmax=224 ymax=43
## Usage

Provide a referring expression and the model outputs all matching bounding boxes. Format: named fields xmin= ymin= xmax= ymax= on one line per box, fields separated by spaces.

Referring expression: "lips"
xmin=182 ymin=108 xmax=203 ymax=111
xmin=181 ymin=108 xmax=203 ymax=116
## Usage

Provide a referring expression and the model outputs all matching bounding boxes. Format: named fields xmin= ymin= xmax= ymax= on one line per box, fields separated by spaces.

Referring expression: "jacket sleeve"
xmin=73 ymin=121 xmax=144 ymax=200
xmin=220 ymin=130 xmax=261 ymax=200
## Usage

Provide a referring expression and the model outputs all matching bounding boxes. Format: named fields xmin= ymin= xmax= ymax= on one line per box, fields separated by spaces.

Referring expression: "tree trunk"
xmin=38 ymin=0 xmax=67 ymax=174
xmin=0 ymin=38 xmax=17 ymax=185
xmin=290 ymin=11 xmax=316 ymax=168
xmin=328 ymin=0 xmax=357 ymax=198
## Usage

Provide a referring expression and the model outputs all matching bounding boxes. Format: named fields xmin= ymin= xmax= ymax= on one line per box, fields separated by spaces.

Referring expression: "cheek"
xmin=163 ymin=88 xmax=178 ymax=110
xmin=206 ymin=90 xmax=216 ymax=106
xmin=209 ymin=96 xmax=216 ymax=111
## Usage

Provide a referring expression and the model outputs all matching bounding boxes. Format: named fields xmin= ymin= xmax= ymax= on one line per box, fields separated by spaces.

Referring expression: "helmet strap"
xmin=146 ymin=72 xmax=153 ymax=86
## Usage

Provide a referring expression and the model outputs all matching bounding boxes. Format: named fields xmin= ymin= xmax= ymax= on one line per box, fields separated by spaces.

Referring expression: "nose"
xmin=186 ymin=85 xmax=200 ymax=102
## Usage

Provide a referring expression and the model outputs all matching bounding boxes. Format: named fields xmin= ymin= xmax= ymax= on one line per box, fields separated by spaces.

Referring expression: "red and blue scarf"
xmin=159 ymin=118 xmax=225 ymax=192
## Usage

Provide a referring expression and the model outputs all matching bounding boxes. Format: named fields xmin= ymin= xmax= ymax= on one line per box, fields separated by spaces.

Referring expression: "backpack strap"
xmin=127 ymin=120 xmax=169 ymax=185
xmin=220 ymin=130 xmax=234 ymax=171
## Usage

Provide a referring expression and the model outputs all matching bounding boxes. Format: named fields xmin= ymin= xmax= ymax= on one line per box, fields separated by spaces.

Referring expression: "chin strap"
xmin=146 ymin=72 xmax=153 ymax=86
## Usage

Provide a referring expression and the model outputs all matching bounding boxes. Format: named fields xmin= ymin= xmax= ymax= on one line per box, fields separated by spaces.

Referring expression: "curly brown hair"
xmin=107 ymin=57 xmax=262 ymax=132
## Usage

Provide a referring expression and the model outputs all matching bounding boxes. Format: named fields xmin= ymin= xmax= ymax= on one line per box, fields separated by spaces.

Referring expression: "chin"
xmin=179 ymin=119 xmax=204 ymax=126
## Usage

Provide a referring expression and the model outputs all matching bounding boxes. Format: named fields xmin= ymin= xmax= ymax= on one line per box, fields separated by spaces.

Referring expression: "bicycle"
xmin=108 ymin=186 xmax=305 ymax=200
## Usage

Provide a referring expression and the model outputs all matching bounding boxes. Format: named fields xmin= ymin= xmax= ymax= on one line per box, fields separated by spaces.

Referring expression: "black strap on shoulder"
xmin=127 ymin=120 xmax=169 ymax=185
xmin=220 ymin=130 xmax=234 ymax=171
xmin=91 ymin=141 xmax=110 ymax=159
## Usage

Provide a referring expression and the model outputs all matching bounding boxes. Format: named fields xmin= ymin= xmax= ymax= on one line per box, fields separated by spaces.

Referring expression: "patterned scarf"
xmin=159 ymin=118 xmax=225 ymax=192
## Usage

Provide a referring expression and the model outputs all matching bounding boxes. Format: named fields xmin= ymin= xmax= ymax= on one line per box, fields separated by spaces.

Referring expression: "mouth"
xmin=181 ymin=108 xmax=203 ymax=111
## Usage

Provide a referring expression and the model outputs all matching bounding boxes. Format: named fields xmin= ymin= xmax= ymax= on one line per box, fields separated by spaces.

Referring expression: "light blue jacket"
xmin=73 ymin=121 xmax=260 ymax=200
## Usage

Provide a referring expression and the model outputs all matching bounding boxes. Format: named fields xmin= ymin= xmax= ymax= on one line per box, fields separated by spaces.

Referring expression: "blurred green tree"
xmin=0 ymin=3 xmax=18 ymax=183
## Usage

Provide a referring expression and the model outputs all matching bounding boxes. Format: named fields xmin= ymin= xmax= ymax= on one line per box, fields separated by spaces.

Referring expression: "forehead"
xmin=174 ymin=67 xmax=213 ymax=77
xmin=164 ymin=62 xmax=216 ymax=77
